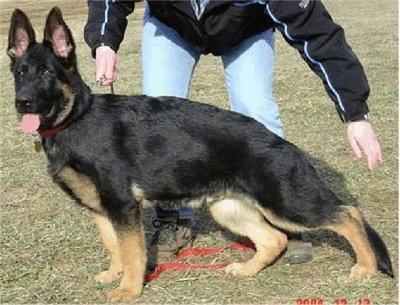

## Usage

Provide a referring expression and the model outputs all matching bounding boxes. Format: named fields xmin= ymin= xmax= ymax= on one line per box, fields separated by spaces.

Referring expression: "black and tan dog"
xmin=7 ymin=7 xmax=393 ymax=303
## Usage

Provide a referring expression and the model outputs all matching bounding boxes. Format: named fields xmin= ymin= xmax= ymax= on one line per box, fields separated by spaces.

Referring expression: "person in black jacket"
xmin=84 ymin=0 xmax=382 ymax=259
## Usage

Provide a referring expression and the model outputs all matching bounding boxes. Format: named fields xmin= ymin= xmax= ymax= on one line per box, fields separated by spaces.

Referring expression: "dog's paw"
xmin=106 ymin=287 xmax=141 ymax=303
xmin=347 ymin=264 xmax=376 ymax=281
xmin=225 ymin=262 xmax=259 ymax=277
xmin=94 ymin=270 xmax=122 ymax=283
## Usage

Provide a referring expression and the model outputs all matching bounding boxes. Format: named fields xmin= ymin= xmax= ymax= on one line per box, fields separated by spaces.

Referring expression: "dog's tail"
xmin=363 ymin=219 xmax=394 ymax=278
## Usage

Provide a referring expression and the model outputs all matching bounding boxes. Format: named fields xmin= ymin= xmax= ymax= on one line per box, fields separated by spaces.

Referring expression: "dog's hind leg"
xmin=325 ymin=206 xmax=378 ymax=280
xmin=93 ymin=213 xmax=123 ymax=283
xmin=209 ymin=196 xmax=288 ymax=277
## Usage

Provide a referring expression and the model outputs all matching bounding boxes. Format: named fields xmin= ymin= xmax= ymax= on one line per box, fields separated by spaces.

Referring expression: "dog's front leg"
xmin=106 ymin=203 xmax=147 ymax=303
xmin=93 ymin=213 xmax=123 ymax=283
xmin=56 ymin=167 xmax=127 ymax=284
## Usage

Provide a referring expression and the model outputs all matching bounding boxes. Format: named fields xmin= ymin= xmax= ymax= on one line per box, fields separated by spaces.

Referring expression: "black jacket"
xmin=84 ymin=0 xmax=370 ymax=122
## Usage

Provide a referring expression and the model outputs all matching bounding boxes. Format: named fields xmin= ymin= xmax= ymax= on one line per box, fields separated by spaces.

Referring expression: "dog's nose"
xmin=15 ymin=98 xmax=34 ymax=112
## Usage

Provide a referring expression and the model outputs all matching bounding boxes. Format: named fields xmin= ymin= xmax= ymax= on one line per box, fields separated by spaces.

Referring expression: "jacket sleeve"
xmin=266 ymin=0 xmax=370 ymax=122
xmin=84 ymin=0 xmax=137 ymax=57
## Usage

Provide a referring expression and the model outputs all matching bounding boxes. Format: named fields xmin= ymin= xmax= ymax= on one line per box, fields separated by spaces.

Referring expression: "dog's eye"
xmin=16 ymin=65 xmax=28 ymax=77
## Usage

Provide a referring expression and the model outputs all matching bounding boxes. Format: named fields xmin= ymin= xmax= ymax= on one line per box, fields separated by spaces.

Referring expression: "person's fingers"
xmin=366 ymin=135 xmax=382 ymax=170
xmin=347 ymin=124 xmax=363 ymax=160
xmin=364 ymin=141 xmax=377 ymax=171
xmin=95 ymin=46 xmax=117 ymax=86
xmin=95 ymin=56 xmax=106 ymax=83
xmin=103 ymin=57 xmax=117 ymax=85
xmin=347 ymin=121 xmax=382 ymax=170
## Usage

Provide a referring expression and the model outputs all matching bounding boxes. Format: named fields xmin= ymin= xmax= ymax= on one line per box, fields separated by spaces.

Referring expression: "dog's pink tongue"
xmin=21 ymin=113 xmax=40 ymax=134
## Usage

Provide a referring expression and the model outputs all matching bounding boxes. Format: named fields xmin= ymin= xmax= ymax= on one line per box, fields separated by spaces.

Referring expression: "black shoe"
xmin=150 ymin=210 xmax=193 ymax=254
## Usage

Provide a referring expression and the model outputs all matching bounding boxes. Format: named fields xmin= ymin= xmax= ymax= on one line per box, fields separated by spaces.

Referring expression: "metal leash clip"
xmin=87 ymin=80 xmax=101 ymax=88
xmin=87 ymin=80 xmax=114 ymax=94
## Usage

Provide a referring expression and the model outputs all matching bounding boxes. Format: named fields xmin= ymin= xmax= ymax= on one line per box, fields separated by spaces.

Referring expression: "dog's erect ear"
xmin=7 ymin=9 xmax=36 ymax=61
xmin=43 ymin=7 xmax=75 ymax=60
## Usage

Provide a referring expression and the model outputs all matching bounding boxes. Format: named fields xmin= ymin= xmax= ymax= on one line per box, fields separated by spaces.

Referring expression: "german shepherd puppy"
xmin=7 ymin=7 xmax=393 ymax=303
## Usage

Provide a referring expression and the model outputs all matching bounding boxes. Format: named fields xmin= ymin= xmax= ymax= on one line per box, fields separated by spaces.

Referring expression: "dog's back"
xmin=82 ymin=95 xmax=341 ymax=226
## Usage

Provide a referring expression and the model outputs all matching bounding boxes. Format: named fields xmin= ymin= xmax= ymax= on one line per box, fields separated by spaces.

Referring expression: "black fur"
xmin=7 ymin=7 xmax=393 ymax=303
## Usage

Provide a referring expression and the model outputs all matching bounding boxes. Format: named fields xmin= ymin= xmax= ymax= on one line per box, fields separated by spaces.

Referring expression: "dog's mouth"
xmin=19 ymin=104 xmax=57 ymax=134
xmin=20 ymin=113 xmax=40 ymax=133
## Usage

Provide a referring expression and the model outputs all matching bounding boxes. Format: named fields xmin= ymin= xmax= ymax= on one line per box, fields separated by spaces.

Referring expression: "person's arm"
xmin=84 ymin=0 xmax=136 ymax=57
xmin=266 ymin=0 xmax=369 ymax=122
xmin=266 ymin=0 xmax=381 ymax=170
xmin=84 ymin=0 xmax=137 ymax=85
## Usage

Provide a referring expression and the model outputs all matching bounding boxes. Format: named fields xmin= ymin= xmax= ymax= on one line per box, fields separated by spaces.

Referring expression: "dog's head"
xmin=7 ymin=7 xmax=78 ymax=134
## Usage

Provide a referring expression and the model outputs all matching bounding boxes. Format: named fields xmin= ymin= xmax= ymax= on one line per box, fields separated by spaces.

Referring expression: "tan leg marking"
xmin=93 ymin=213 xmax=123 ymax=283
xmin=57 ymin=166 xmax=103 ymax=213
xmin=106 ymin=224 xmax=147 ymax=303
xmin=326 ymin=206 xmax=377 ymax=280
xmin=209 ymin=197 xmax=288 ymax=277
xmin=58 ymin=167 xmax=125 ymax=283
xmin=58 ymin=167 xmax=147 ymax=301
xmin=132 ymin=184 xmax=144 ymax=203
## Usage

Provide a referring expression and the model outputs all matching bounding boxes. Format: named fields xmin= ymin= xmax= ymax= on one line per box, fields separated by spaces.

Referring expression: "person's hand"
xmin=347 ymin=120 xmax=382 ymax=170
xmin=95 ymin=45 xmax=118 ymax=86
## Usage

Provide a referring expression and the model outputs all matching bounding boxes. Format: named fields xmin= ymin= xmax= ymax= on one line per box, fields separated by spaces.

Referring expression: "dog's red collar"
xmin=39 ymin=123 xmax=68 ymax=138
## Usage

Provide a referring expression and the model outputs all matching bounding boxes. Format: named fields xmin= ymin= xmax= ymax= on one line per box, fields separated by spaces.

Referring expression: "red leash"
xmin=145 ymin=241 xmax=255 ymax=282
